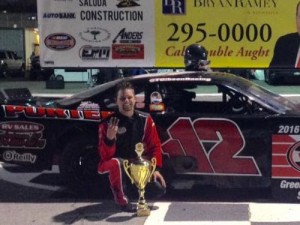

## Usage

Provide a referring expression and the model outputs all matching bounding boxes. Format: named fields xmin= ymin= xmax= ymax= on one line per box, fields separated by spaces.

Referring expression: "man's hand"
xmin=107 ymin=117 xmax=119 ymax=140
xmin=153 ymin=170 xmax=166 ymax=188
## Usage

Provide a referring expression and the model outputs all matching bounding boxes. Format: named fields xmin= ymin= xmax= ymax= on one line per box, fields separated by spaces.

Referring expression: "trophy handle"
xmin=149 ymin=157 xmax=157 ymax=182
xmin=123 ymin=160 xmax=135 ymax=184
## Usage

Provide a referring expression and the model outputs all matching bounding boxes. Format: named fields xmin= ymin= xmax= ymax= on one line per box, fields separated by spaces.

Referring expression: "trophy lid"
xmin=135 ymin=142 xmax=144 ymax=157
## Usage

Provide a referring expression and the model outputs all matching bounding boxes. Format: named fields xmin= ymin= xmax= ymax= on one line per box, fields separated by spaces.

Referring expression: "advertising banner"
xmin=37 ymin=0 xmax=154 ymax=68
xmin=156 ymin=0 xmax=299 ymax=68
xmin=38 ymin=0 xmax=300 ymax=68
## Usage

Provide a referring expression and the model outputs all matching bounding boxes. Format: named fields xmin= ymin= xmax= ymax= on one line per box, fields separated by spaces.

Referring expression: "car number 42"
xmin=162 ymin=118 xmax=261 ymax=176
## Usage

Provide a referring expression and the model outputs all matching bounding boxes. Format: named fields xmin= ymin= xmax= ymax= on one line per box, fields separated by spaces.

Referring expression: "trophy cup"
xmin=123 ymin=142 xmax=156 ymax=216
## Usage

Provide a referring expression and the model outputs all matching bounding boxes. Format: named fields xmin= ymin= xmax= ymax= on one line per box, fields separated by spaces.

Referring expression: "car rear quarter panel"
xmin=154 ymin=112 xmax=300 ymax=198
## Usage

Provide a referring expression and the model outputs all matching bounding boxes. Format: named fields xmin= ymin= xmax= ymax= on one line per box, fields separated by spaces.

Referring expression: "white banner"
xmin=38 ymin=0 xmax=300 ymax=69
xmin=37 ymin=0 xmax=154 ymax=68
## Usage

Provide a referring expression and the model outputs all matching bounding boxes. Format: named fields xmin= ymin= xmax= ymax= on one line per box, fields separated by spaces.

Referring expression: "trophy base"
xmin=137 ymin=207 xmax=151 ymax=217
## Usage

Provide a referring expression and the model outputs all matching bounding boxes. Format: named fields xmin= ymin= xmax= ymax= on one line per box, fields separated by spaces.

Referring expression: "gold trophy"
xmin=123 ymin=142 xmax=156 ymax=216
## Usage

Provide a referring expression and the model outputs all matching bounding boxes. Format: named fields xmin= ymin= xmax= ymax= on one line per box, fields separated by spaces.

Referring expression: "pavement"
xmin=1 ymin=201 xmax=300 ymax=224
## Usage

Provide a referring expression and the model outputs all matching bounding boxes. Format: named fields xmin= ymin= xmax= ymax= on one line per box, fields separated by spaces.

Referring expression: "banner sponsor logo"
xmin=43 ymin=12 xmax=76 ymax=19
xmin=44 ymin=61 xmax=55 ymax=65
xmin=192 ymin=0 xmax=278 ymax=8
xmin=79 ymin=10 xmax=143 ymax=21
xmin=112 ymin=28 xmax=143 ymax=44
xmin=112 ymin=44 xmax=144 ymax=59
xmin=116 ymin=0 xmax=140 ymax=8
xmin=79 ymin=45 xmax=110 ymax=60
xmin=79 ymin=27 xmax=111 ymax=43
xmin=44 ymin=33 xmax=76 ymax=51
xmin=162 ymin=0 xmax=186 ymax=15
xmin=79 ymin=0 xmax=107 ymax=7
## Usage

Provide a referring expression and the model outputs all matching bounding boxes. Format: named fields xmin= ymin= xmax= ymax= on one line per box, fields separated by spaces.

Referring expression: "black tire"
xmin=59 ymin=136 xmax=109 ymax=196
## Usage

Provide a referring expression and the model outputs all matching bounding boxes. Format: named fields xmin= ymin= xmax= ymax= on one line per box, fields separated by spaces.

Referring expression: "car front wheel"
xmin=59 ymin=136 xmax=109 ymax=196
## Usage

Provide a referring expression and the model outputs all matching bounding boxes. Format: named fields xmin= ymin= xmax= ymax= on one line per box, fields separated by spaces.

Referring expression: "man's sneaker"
xmin=120 ymin=203 xmax=137 ymax=213
xmin=112 ymin=189 xmax=129 ymax=206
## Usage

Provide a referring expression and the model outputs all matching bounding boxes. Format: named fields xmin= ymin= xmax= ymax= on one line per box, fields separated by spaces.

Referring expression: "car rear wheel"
xmin=59 ymin=136 xmax=109 ymax=196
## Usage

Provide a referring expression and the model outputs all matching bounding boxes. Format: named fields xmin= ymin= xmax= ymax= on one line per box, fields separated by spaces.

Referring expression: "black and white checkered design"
xmin=144 ymin=202 xmax=300 ymax=225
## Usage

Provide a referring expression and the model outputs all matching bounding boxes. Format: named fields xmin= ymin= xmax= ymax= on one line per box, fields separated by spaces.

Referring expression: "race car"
xmin=1 ymin=71 xmax=300 ymax=202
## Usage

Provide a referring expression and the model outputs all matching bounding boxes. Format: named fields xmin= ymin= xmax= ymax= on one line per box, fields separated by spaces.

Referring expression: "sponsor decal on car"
xmin=77 ymin=101 xmax=100 ymax=111
xmin=272 ymin=134 xmax=300 ymax=178
xmin=44 ymin=33 xmax=76 ymax=51
xmin=288 ymin=142 xmax=300 ymax=172
xmin=149 ymin=91 xmax=165 ymax=112
xmin=150 ymin=91 xmax=163 ymax=104
xmin=2 ymin=105 xmax=113 ymax=122
xmin=0 ymin=121 xmax=46 ymax=149
xmin=3 ymin=151 xmax=37 ymax=164
xmin=150 ymin=77 xmax=212 ymax=83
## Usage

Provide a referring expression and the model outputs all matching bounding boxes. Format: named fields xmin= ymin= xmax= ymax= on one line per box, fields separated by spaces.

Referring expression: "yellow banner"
xmin=155 ymin=0 xmax=298 ymax=68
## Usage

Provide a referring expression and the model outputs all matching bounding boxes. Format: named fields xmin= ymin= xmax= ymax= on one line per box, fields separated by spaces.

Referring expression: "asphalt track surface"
xmin=1 ymin=163 xmax=300 ymax=225
xmin=0 ymin=164 xmax=300 ymax=225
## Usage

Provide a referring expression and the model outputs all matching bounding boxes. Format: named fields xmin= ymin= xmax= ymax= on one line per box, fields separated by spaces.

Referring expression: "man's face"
xmin=297 ymin=4 xmax=300 ymax=36
xmin=116 ymin=88 xmax=136 ymax=116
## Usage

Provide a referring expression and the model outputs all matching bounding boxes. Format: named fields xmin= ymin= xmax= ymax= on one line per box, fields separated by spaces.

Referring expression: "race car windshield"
xmin=211 ymin=72 xmax=298 ymax=114
xmin=239 ymin=80 xmax=299 ymax=114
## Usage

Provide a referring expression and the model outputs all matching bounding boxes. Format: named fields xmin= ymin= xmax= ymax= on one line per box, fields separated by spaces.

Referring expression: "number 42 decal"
xmin=162 ymin=118 xmax=261 ymax=176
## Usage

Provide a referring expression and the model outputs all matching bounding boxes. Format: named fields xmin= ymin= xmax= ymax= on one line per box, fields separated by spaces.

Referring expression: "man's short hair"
xmin=115 ymin=81 xmax=135 ymax=97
